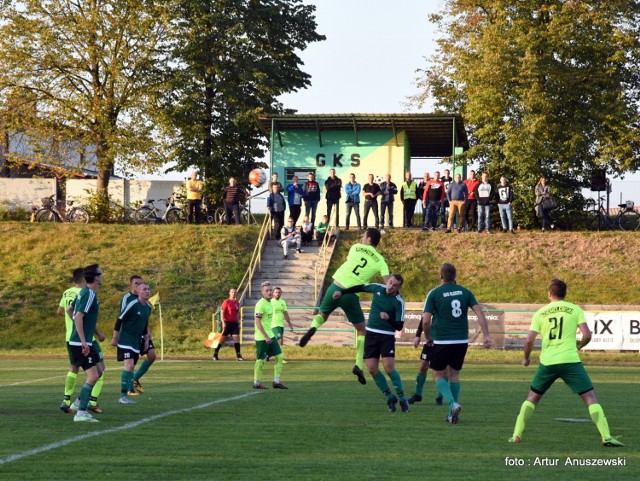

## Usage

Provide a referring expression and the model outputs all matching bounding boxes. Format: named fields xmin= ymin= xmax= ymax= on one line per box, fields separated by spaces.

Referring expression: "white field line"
xmin=0 ymin=375 xmax=66 ymax=387
xmin=0 ymin=391 xmax=261 ymax=465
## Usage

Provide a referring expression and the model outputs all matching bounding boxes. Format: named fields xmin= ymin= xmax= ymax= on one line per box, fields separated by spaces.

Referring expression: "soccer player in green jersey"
xmin=407 ymin=321 xmax=444 ymax=406
xmin=69 ymin=264 xmax=104 ymax=423
xmin=271 ymin=287 xmax=294 ymax=360
xmin=59 ymin=268 xmax=85 ymax=413
xmin=116 ymin=282 xmax=153 ymax=404
xmin=300 ymin=228 xmax=390 ymax=385
xmin=254 ymin=281 xmax=287 ymax=389
xmin=509 ymin=279 xmax=623 ymax=447
xmin=111 ymin=275 xmax=156 ymax=395
xmin=334 ymin=274 xmax=409 ymax=412
xmin=422 ymin=263 xmax=491 ymax=424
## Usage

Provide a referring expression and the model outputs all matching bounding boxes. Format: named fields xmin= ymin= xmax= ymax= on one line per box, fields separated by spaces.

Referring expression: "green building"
xmin=257 ymin=113 xmax=468 ymax=227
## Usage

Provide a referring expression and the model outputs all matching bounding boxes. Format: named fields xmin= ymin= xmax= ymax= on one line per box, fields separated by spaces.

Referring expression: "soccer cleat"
xmin=272 ymin=382 xmax=288 ymax=389
xmin=69 ymin=400 xmax=80 ymax=413
xmin=508 ymin=436 xmax=521 ymax=444
xmin=352 ymin=365 xmax=367 ymax=385
xmin=119 ymin=396 xmax=136 ymax=404
xmin=447 ymin=402 xmax=462 ymax=424
xmin=212 ymin=354 xmax=219 ymax=361
xmin=253 ymin=383 xmax=268 ymax=390
xmin=236 ymin=355 xmax=244 ymax=361
xmin=400 ymin=399 xmax=410 ymax=413
xmin=296 ymin=248 xmax=303 ymax=253
xmin=74 ymin=411 xmax=99 ymax=423
xmin=435 ymin=397 xmax=444 ymax=406
xmin=602 ymin=436 xmax=624 ymax=447
xmin=380 ymin=229 xmax=386 ymax=235
xmin=127 ymin=390 xmax=139 ymax=397
xmin=299 ymin=327 xmax=316 ymax=347
xmin=282 ymin=359 xmax=288 ymax=364
xmin=407 ymin=394 xmax=422 ymax=405
xmin=60 ymin=401 xmax=72 ymax=413
xmin=387 ymin=396 xmax=398 ymax=413
xmin=88 ymin=404 xmax=103 ymax=414
xmin=133 ymin=380 xmax=144 ymax=393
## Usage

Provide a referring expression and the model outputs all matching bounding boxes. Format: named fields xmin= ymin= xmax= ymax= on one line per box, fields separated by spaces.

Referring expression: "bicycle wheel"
xmin=68 ymin=207 xmax=90 ymax=223
xmin=165 ymin=207 xmax=186 ymax=224
xmin=134 ymin=206 xmax=155 ymax=224
xmin=35 ymin=208 xmax=59 ymax=222
xmin=618 ymin=210 xmax=640 ymax=231
xmin=214 ymin=207 xmax=226 ymax=225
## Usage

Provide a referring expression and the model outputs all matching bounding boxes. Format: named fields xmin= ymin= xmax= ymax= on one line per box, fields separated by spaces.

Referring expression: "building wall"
xmin=0 ymin=178 xmax=56 ymax=210
xmin=271 ymin=129 xmax=408 ymax=227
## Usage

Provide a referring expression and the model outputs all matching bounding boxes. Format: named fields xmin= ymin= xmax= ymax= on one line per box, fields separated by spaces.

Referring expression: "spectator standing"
xmin=362 ymin=174 xmax=381 ymax=229
xmin=379 ymin=174 xmax=398 ymax=231
xmin=268 ymin=172 xmax=283 ymax=193
xmin=286 ymin=176 xmax=304 ymax=225
xmin=186 ymin=171 xmax=204 ymax=224
xmin=267 ymin=183 xmax=287 ymax=239
xmin=475 ymin=172 xmax=494 ymax=233
xmin=303 ymin=172 xmax=321 ymax=226
xmin=534 ymin=175 xmax=554 ymax=231
xmin=463 ymin=170 xmax=480 ymax=231
xmin=497 ymin=176 xmax=515 ymax=233
xmin=416 ymin=172 xmax=431 ymax=227
xmin=422 ymin=171 xmax=445 ymax=231
xmin=400 ymin=171 xmax=418 ymax=228
xmin=324 ymin=169 xmax=342 ymax=227
xmin=445 ymin=173 xmax=468 ymax=233
xmin=280 ymin=217 xmax=302 ymax=259
xmin=223 ymin=177 xmax=245 ymax=225
xmin=344 ymin=173 xmax=362 ymax=230
xmin=440 ymin=169 xmax=454 ymax=228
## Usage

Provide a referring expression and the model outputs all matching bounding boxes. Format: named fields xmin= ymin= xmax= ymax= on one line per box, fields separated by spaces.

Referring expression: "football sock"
xmin=450 ymin=381 xmax=460 ymax=403
xmin=513 ymin=400 xmax=536 ymax=438
xmin=415 ymin=372 xmax=427 ymax=396
xmin=588 ymin=403 xmax=611 ymax=439
xmin=79 ymin=382 xmax=93 ymax=410
xmin=311 ymin=314 xmax=325 ymax=329
xmin=234 ymin=343 xmax=241 ymax=356
xmin=388 ymin=370 xmax=406 ymax=401
xmin=120 ymin=370 xmax=134 ymax=397
xmin=254 ymin=358 xmax=266 ymax=384
xmin=373 ymin=371 xmax=391 ymax=398
xmin=355 ymin=335 xmax=365 ymax=370
xmin=134 ymin=360 xmax=152 ymax=382
xmin=436 ymin=376 xmax=447 ymax=402
xmin=64 ymin=371 xmax=78 ymax=398
xmin=435 ymin=378 xmax=455 ymax=408
xmin=213 ymin=346 xmax=221 ymax=356
xmin=90 ymin=374 xmax=104 ymax=404
xmin=274 ymin=354 xmax=284 ymax=379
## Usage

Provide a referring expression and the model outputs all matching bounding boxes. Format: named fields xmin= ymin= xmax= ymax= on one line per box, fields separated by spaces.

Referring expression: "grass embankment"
xmin=1 ymin=223 xmax=638 ymax=356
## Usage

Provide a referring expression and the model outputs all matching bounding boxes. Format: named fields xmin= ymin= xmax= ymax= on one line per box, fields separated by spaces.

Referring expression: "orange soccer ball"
xmin=248 ymin=168 xmax=267 ymax=187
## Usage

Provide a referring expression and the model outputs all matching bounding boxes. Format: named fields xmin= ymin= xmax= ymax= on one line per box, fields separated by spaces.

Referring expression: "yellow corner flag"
xmin=148 ymin=292 xmax=160 ymax=308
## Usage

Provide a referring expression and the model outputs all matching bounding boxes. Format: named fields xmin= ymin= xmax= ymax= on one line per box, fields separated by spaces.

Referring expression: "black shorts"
xmin=222 ymin=322 xmax=240 ymax=337
xmin=428 ymin=343 xmax=468 ymax=371
xmin=69 ymin=344 xmax=99 ymax=371
xmin=117 ymin=347 xmax=140 ymax=364
xmin=140 ymin=338 xmax=155 ymax=356
xmin=364 ymin=331 xmax=396 ymax=359
xmin=420 ymin=343 xmax=435 ymax=362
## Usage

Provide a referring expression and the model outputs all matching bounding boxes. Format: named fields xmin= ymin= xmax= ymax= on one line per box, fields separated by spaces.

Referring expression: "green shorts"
xmin=255 ymin=339 xmax=283 ymax=360
xmin=272 ymin=326 xmax=284 ymax=341
xmin=531 ymin=362 xmax=593 ymax=395
xmin=319 ymin=283 xmax=365 ymax=325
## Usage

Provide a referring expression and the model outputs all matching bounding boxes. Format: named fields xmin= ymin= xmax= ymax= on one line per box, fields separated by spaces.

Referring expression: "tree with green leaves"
xmin=412 ymin=0 xmax=640 ymax=227
xmin=161 ymin=0 xmax=325 ymax=203
xmin=0 ymin=0 xmax=173 ymax=194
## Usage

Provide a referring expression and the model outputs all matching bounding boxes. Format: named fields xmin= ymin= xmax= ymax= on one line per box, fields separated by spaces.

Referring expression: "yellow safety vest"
xmin=402 ymin=181 xmax=417 ymax=200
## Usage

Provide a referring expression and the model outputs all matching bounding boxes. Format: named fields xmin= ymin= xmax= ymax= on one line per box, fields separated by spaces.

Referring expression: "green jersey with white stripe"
xmin=423 ymin=283 xmax=478 ymax=343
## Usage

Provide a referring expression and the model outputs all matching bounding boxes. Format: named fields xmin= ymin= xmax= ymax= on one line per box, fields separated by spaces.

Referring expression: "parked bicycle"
xmin=133 ymin=196 xmax=186 ymax=224
xmin=34 ymin=195 xmax=90 ymax=223
xmin=213 ymin=205 xmax=257 ymax=225
xmin=586 ymin=196 xmax=640 ymax=231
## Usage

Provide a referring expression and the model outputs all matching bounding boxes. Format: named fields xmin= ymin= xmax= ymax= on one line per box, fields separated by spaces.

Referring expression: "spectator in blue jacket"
xmin=286 ymin=176 xmax=304 ymax=225
xmin=344 ymin=173 xmax=362 ymax=230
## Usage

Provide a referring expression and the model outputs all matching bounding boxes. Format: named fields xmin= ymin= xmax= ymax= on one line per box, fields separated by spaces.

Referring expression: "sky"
xmin=138 ymin=0 xmax=639 ymax=205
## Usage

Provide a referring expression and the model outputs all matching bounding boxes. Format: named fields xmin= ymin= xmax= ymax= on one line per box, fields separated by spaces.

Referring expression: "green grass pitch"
xmin=0 ymin=358 xmax=638 ymax=480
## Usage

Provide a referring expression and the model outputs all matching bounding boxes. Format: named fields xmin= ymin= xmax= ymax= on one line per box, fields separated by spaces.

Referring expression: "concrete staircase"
xmin=240 ymin=237 xmax=356 ymax=347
